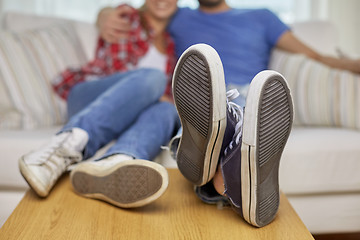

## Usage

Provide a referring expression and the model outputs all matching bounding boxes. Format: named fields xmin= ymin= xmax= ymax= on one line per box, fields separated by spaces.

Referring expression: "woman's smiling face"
xmin=145 ymin=0 xmax=178 ymax=21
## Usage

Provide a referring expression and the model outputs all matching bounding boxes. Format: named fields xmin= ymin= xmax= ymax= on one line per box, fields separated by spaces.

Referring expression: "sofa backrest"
xmin=0 ymin=12 xmax=94 ymax=129
xmin=2 ymin=11 xmax=98 ymax=61
xmin=291 ymin=20 xmax=339 ymax=57
xmin=270 ymin=21 xmax=360 ymax=130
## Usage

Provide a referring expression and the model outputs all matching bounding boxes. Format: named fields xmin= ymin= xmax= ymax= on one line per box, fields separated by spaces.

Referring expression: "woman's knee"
xmin=66 ymin=84 xmax=86 ymax=117
xmin=135 ymin=68 xmax=167 ymax=98
xmin=67 ymin=83 xmax=82 ymax=103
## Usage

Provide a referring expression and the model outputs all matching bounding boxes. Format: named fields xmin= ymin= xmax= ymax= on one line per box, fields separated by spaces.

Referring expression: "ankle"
xmin=212 ymin=167 xmax=225 ymax=196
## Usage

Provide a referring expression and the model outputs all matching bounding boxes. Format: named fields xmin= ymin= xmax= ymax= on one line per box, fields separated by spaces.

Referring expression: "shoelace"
xmin=25 ymin=133 xmax=69 ymax=165
xmin=26 ymin=132 xmax=82 ymax=166
xmin=224 ymin=89 xmax=244 ymax=156
xmin=55 ymin=148 xmax=82 ymax=166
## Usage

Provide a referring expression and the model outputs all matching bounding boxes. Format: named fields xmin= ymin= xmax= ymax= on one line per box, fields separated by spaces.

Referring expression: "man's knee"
xmin=152 ymin=102 xmax=178 ymax=120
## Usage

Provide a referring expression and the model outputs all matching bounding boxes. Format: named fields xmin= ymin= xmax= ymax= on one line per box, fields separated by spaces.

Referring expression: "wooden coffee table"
xmin=0 ymin=169 xmax=313 ymax=239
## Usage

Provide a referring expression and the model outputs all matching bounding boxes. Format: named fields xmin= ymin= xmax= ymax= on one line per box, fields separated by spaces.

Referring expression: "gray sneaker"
xmin=70 ymin=155 xmax=169 ymax=208
xmin=172 ymin=43 xmax=227 ymax=186
xmin=221 ymin=70 xmax=294 ymax=227
xmin=194 ymin=89 xmax=242 ymax=204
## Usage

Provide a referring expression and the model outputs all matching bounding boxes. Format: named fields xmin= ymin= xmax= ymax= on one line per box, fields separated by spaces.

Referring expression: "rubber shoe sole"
xmin=241 ymin=70 xmax=293 ymax=227
xmin=172 ymin=44 xmax=227 ymax=186
xmin=70 ymin=160 xmax=168 ymax=208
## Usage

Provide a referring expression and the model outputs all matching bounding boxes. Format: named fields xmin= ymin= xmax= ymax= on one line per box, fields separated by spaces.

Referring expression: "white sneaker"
xmin=70 ymin=154 xmax=169 ymax=208
xmin=19 ymin=128 xmax=89 ymax=197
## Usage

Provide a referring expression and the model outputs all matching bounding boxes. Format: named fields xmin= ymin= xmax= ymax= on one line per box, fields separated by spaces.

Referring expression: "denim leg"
xmin=104 ymin=101 xmax=180 ymax=160
xmin=66 ymin=73 xmax=125 ymax=118
xmin=61 ymin=68 xmax=167 ymax=159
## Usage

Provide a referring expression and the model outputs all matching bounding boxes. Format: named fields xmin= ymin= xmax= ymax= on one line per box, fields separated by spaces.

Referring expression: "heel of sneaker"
xmin=173 ymin=44 xmax=227 ymax=186
xmin=71 ymin=160 xmax=169 ymax=208
xmin=242 ymin=70 xmax=293 ymax=227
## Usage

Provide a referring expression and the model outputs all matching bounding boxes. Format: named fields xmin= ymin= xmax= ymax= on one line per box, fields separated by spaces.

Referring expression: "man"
xmin=97 ymin=0 xmax=360 ymax=227
xmin=98 ymin=0 xmax=360 ymax=80
xmin=167 ymin=0 xmax=360 ymax=90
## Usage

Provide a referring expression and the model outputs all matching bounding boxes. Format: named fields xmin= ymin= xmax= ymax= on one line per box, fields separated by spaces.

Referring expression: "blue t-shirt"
xmin=168 ymin=8 xmax=290 ymax=85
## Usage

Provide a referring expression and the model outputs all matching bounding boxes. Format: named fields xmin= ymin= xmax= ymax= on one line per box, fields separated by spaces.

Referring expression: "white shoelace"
xmin=224 ymin=89 xmax=244 ymax=156
xmin=26 ymin=132 xmax=82 ymax=166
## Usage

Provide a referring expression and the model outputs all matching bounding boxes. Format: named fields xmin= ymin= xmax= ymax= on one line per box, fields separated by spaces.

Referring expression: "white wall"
xmin=0 ymin=0 xmax=3 ymax=27
xmin=310 ymin=0 xmax=360 ymax=56
xmin=329 ymin=0 xmax=360 ymax=56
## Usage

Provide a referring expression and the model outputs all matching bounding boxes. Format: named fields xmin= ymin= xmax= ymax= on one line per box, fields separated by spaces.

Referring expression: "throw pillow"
xmin=269 ymin=49 xmax=360 ymax=130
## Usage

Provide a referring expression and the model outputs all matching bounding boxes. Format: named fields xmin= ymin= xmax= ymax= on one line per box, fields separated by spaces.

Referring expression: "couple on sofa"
xmin=18 ymin=0 xmax=360 ymax=228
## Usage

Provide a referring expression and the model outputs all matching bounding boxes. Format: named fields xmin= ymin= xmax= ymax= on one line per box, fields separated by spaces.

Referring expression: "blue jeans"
xmin=62 ymin=68 xmax=179 ymax=160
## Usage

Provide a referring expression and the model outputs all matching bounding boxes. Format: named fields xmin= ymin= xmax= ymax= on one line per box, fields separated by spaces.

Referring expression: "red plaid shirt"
xmin=53 ymin=5 xmax=176 ymax=100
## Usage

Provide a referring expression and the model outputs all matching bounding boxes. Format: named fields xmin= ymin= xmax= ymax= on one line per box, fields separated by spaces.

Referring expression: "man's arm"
xmin=276 ymin=31 xmax=360 ymax=74
xmin=96 ymin=6 xmax=133 ymax=43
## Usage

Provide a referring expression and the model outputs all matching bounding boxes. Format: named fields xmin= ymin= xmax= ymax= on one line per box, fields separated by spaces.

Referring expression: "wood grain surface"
xmin=0 ymin=169 xmax=313 ymax=240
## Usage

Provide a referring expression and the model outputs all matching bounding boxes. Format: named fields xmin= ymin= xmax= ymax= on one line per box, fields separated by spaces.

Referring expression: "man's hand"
xmin=96 ymin=6 xmax=133 ymax=43
xmin=277 ymin=31 xmax=360 ymax=74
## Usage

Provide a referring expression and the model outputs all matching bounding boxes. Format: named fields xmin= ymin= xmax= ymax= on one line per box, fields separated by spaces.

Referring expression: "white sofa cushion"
xmin=288 ymin=193 xmax=360 ymax=234
xmin=280 ymin=127 xmax=360 ymax=194
xmin=0 ymin=23 xmax=88 ymax=129
xmin=0 ymin=191 xmax=26 ymax=227
xmin=0 ymin=127 xmax=61 ymax=188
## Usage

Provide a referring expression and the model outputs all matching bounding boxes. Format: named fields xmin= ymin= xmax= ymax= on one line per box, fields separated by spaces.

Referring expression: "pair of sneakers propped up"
xmin=19 ymin=44 xmax=293 ymax=228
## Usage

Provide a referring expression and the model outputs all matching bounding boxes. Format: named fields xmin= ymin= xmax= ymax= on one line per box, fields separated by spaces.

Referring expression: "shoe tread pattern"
xmin=258 ymin=80 xmax=292 ymax=167
xmin=174 ymin=53 xmax=212 ymax=185
xmin=72 ymin=165 xmax=162 ymax=204
xmin=175 ymin=54 xmax=211 ymax=138
xmin=256 ymin=78 xmax=292 ymax=226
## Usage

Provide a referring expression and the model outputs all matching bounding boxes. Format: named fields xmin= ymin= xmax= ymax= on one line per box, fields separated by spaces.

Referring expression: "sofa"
xmin=1 ymin=12 xmax=360 ymax=235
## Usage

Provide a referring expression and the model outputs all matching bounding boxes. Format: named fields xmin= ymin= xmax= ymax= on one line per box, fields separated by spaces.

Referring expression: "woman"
xmin=18 ymin=0 xmax=179 ymax=208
